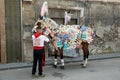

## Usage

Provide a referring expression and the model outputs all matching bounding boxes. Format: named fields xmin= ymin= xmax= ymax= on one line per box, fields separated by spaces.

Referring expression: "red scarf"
xmin=42 ymin=53 xmax=46 ymax=67
xmin=34 ymin=32 xmax=42 ymax=38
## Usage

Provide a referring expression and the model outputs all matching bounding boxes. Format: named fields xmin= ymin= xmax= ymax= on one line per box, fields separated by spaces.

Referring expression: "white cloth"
xmin=41 ymin=1 xmax=48 ymax=17
xmin=64 ymin=11 xmax=72 ymax=25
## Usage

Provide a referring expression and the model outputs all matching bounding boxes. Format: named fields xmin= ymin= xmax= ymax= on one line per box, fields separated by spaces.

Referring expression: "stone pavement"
xmin=0 ymin=53 xmax=120 ymax=70
xmin=0 ymin=58 xmax=120 ymax=80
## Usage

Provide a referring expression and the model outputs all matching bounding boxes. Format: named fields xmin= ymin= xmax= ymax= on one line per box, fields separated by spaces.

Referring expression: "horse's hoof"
xmin=53 ymin=65 xmax=57 ymax=68
xmin=82 ymin=65 xmax=86 ymax=68
xmin=60 ymin=66 xmax=64 ymax=69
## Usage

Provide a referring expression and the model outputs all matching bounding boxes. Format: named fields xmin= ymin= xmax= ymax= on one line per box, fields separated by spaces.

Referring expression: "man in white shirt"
xmin=32 ymin=26 xmax=49 ymax=78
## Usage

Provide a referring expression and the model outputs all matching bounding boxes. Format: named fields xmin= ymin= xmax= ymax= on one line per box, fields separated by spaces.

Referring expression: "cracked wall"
xmin=22 ymin=0 xmax=120 ymax=61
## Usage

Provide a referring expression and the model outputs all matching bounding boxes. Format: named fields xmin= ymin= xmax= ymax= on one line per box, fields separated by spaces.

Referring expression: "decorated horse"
xmin=32 ymin=1 xmax=95 ymax=69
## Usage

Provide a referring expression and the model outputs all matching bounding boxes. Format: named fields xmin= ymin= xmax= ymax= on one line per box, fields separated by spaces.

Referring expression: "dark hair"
xmin=37 ymin=22 xmax=41 ymax=26
xmin=36 ymin=26 xmax=42 ymax=30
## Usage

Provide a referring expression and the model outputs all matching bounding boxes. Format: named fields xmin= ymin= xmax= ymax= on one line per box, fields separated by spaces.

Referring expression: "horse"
xmin=32 ymin=1 xmax=95 ymax=69
xmin=32 ymin=17 xmax=94 ymax=69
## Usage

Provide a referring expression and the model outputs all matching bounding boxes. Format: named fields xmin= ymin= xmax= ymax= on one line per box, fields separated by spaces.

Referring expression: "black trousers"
xmin=32 ymin=49 xmax=44 ymax=75
xmin=54 ymin=47 xmax=63 ymax=59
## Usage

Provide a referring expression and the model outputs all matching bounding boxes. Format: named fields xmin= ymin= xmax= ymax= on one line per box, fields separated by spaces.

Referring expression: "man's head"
xmin=36 ymin=26 xmax=42 ymax=33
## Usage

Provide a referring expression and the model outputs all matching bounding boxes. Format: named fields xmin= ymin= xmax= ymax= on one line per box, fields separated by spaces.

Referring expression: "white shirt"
xmin=32 ymin=35 xmax=49 ymax=47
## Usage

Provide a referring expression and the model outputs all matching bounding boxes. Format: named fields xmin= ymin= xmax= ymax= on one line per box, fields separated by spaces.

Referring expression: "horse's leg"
xmin=81 ymin=42 xmax=89 ymax=68
xmin=58 ymin=47 xmax=64 ymax=69
xmin=85 ymin=50 xmax=89 ymax=66
xmin=82 ymin=50 xmax=89 ymax=68
xmin=53 ymin=49 xmax=58 ymax=68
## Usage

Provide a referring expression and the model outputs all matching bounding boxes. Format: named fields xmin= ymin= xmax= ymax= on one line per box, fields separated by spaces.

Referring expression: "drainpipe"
xmin=20 ymin=0 xmax=24 ymax=62
xmin=89 ymin=7 xmax=91 ymax=24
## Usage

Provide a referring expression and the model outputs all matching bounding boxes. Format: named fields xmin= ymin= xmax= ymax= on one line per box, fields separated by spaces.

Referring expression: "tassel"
xmin=54 ymin=59 xmax=57 ymax=65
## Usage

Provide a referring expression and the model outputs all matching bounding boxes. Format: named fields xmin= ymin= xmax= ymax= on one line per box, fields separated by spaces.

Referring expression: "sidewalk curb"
xmin=0 ymin=53 xmax=120 ymax=71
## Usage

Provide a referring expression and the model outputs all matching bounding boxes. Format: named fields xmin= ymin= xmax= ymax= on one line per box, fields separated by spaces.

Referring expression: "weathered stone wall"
xmin=83 ymin=1 xmax=120 ymax=54
xmin=22 ymin=1 xmax=35 ymax=61
xmin=22 ymin=0 xmax=120 ymax=61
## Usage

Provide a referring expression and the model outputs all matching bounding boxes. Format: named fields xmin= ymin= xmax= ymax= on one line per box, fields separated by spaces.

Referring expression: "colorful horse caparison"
xmin=32 ymin=17 xmax=94 ymax=69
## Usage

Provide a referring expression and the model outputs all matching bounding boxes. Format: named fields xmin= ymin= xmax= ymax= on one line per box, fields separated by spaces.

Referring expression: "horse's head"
xmin=32 ymin=17 xmax=59 ymax=35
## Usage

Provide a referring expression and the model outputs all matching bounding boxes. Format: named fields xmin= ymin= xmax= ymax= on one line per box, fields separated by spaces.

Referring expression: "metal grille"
xmin=5 ymin=0 xmax=22 ymax=62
